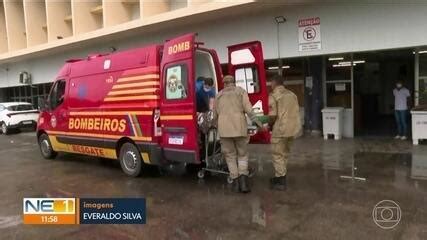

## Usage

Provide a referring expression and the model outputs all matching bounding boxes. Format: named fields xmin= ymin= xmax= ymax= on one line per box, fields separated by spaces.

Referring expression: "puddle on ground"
xmin=321 ymin=146 xmax=427 ymax=188
xmin=0 ymin=215 xmax=21 ymax=229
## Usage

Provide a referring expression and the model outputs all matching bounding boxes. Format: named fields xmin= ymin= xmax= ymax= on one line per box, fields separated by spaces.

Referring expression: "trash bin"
xmin=411 ymin=109 xmax=427 ymax=145
xmin=321 ymin=107 xmax=344 ymax=140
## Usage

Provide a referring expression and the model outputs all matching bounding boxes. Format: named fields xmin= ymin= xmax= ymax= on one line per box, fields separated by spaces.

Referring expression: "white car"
xmin=0 ymin=102 xmax=39 ymax=135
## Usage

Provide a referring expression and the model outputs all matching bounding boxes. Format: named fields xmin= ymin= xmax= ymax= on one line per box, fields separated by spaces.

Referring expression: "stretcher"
xmin=196 ymin=111 xmax=255 ymax=183
xmin=196 ymin=128 xmax=234 ymax=183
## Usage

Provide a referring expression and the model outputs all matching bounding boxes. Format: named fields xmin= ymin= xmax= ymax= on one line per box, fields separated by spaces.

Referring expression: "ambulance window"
xmin=235 ymin=67 xmax=260 ymax=94
xmin=50 ymin=80 xmax=66 ymax=109
xmin=165 ymin=64 xmax=188 ymax=100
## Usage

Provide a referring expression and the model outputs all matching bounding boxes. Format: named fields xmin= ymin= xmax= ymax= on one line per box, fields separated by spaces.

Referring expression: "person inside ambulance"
xmin=196 ymin=77 xmax=215 ymax=113
xmin=195 ymin=76 xmax=205 ymax=90
xmin=166 ymin=74 xmax=186 ymax=99
xmin=196 ymin=77 xmax=216 ymax=156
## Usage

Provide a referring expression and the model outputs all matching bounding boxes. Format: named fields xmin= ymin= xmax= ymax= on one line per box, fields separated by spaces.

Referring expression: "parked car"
xmin=0 ymin=102 xmax=39 ymax=135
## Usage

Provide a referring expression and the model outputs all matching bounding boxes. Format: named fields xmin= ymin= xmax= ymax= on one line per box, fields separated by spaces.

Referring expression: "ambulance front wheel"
xmin=38 ymin=133 xmax=57 ymax=159
xmin=119 ymin=143 xmax=143 ymax=177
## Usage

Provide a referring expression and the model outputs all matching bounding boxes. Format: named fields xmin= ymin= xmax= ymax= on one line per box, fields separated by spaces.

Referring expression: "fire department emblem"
xmin=51 ymin=115 xmax=57 ymax=128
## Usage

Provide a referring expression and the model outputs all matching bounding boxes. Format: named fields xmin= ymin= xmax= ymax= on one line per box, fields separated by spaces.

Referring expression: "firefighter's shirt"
xmin=268 ymin=85 xmax=302 ymax=138
xmin=214 ymin=86 xmax=255 ymax=138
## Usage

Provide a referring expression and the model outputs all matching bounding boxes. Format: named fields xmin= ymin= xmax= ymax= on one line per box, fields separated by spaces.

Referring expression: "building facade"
xmin=0 ymin=1 xmax=426 ymax=137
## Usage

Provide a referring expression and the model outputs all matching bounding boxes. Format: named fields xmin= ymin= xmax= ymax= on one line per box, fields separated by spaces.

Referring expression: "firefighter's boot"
xmin=239 ymin=175 xmax=250 ymax=193
xmin=231 ymin=178 xmax=240 ymax=193
xmin=270 ymin=175 xmax=287 ymax=191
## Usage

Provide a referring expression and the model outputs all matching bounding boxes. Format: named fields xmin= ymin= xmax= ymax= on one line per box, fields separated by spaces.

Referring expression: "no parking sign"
xmin=298 ymin=17 xmax=321 ymax=51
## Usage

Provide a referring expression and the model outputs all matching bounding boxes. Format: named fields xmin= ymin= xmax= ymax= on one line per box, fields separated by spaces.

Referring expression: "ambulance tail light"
xmin=153 ymin=109 xmax=162 ymax=137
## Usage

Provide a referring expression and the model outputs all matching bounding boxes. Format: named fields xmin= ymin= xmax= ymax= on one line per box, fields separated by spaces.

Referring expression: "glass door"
xmin=324 ymin=54 xmax=354 ymax=137
xmin=415 ymin=49 xmax=427 ymax=106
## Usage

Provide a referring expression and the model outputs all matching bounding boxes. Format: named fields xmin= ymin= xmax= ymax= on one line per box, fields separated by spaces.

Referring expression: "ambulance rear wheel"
xmin=38 ymin=133 xmax=57 ymax=159
xmin=119 ymin=143 xmax=142 ymax=177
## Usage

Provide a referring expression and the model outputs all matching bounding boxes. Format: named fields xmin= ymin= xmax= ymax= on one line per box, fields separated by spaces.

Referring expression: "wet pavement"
xmin=1 ymin=132 xmax=427 ymax=240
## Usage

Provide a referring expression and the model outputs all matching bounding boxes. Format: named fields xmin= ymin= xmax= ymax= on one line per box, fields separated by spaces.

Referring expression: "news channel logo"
xmin=23 ymin=197 xmax=146 ymax=225
xmin=23 ymin=198 xmax=77 ymax=224
xmin=372 ymin=200 xmax=401 ymax=229
xmin=23 ymin=198 xmax=75 ymax=214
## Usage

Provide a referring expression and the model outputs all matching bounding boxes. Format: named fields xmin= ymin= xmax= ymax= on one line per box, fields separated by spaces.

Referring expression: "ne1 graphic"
xmin=23 ymin=198 xmax=146 ymax=225
xmin=23 ymin=198 xmax=76 ymax=224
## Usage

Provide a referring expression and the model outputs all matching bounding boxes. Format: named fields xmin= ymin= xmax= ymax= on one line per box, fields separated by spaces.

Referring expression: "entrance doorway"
xmin=324 ymin=54 xmax=354 ymax=137
xmin=353 ymin=50 xmax=414 ymax=136
xmin=415 ymin=49 xmax=427 ymax=106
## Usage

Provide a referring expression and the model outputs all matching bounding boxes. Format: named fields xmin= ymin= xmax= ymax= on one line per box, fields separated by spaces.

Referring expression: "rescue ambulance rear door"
xmin=227 ymin=41 xmax=270 ymax=143
xmin=160 ymin=34 xmax=200 ymax=164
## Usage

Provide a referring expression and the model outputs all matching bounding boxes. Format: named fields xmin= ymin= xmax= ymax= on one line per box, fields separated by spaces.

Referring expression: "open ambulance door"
xmin=227 ymin=41 xmax=270 ymax=143
xmin=159 ymin=34 xmax=200 ymax=164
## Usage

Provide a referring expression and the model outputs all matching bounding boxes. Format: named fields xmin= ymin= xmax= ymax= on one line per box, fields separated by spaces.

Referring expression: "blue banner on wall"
xmin=79 ymin=198 xmax=146 ymax=224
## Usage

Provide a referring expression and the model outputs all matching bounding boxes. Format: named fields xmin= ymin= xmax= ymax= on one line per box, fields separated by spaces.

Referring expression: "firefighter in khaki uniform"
xmin=268 ymin=75 xmax=301 ymax=191
xmin=214 ymin=75 xmax=262 ymax=193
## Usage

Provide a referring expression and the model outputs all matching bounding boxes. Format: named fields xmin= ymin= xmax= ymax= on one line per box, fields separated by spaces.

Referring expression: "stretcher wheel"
xmin=248 ymin=167 xmax=255 ymax=178
xmin=197 ymin=170 xmax=205 ymax=179
xmin=227 ymin=176 xmax=233 ymax=184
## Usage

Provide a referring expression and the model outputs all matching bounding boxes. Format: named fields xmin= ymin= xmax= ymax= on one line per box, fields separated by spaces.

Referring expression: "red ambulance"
xmin=37 ymin=33 xmax=269 ymax=177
